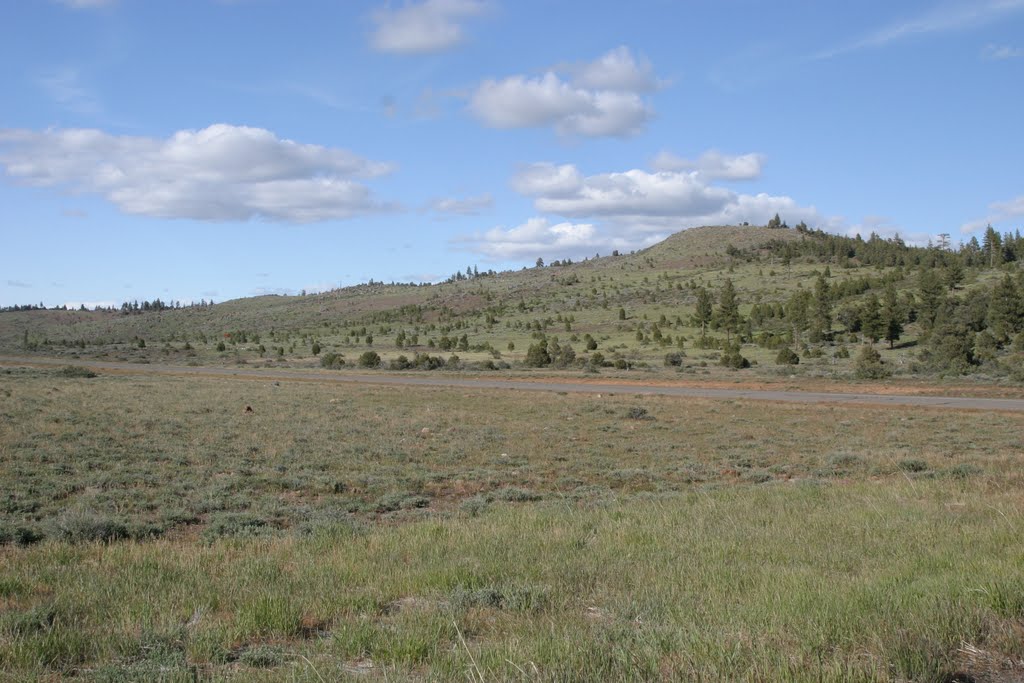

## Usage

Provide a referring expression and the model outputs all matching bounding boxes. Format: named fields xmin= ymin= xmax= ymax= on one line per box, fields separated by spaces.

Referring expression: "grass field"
xmin=2 ymin=366 xmax=1024 ymax=681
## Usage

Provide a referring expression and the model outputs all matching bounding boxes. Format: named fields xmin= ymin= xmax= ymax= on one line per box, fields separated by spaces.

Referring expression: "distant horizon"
xmin=2 ymin=0 xmax=1023 ymax=307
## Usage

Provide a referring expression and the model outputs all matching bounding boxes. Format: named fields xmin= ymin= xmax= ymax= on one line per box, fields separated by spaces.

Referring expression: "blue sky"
xmin=1 ymin=0 xmax=1022 ymax=308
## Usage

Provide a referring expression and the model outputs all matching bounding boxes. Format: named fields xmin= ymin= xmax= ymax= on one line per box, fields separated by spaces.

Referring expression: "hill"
xmin=3 ymin=224 xmax=1023 ymax=382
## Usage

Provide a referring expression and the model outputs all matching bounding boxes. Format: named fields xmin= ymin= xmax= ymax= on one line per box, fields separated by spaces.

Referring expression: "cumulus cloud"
xmin=560 ymin=45 xmax=661 ymax=92
xmin=370 ymin=0 xmax=488 ymax=54
xmin=0 ymin=124 xmax=396 ymax=223
xmin=469 ymin=47 xmax=659 ymax=137
xmin=651 ymin=150 xmax=764 ymax=180
xmin=513 ymin=162 xmax=829 ymax=235
xmin=428 ymin=193 xmax=493 ymax=216
xmin=456 ymin=217 xmax=650 ymax=260
xmin=457 ymin=161 xmax=832 ymax=261
xmin=961 ymin=194 xmax=1024 ymax=233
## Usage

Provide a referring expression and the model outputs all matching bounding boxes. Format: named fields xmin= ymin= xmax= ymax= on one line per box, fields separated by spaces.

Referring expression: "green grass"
xmin=1 ymin=367 xmax=1024 ymax=679
xmin=2 ymin=484 xmax=1023 ymax=681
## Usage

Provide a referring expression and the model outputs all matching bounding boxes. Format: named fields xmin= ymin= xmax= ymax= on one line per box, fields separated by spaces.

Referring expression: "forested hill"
xmin=2 ymin=223 xmax=1023 ymax=381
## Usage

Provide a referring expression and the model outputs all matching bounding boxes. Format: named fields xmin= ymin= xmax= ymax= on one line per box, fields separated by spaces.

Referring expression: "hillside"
xmin=3 ymin=224 xmax=1023 ymax=383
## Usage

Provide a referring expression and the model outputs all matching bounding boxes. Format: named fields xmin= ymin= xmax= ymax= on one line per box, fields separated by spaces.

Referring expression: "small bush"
xmin=664 ymin=351 xmax=685 ymax=367
xmin=0 ymin=524 xmax=44 ymax=546
xmin=741 ymin=470 xmax=773 ymax=484
xmin=897 ymin=458 xmax=930 ymax=473
xmin=460 ymin=496 xmax=490 ymax=517
xmin=854 ymin=345 xmax=891 ymax=379
xmin=357 ymin=351 xmax=381 ymax=368
xmin=59 ymin=365 xmax=97 ymax=378
xmin=775 ymin=348 xmax=800 ymax=365
xmin=202 ymin=513 xmax=269 ymax=542
xmin=52 ymin=510 xmax=129 ymax=544
xmin=945 ymin=463 xmax=983 ymax=479
xmin=239 ymin=645 xmax=285 ymax=668
xmin=625 ymin=406 xmax=652 ymax=420
xmin=375 ymin=492 xmax=430 ymax=513
xmin=320 ymin=352 xmax=345 ymax=369
xmin=720 ymin=344 xmax=750 ymax=369
xmin=494 ymin=487 xmax=541 ymax=502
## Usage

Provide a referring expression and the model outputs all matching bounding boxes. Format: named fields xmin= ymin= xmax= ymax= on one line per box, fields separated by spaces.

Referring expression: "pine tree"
xmin=861 ymin=294 xmax=883 ymax=343
xmin=917 ymin=268 xmax=945 ymax=331
xmin=717 ymin=279 xmax=741 ymax=344
xmin=881 ymin=283 xmax=903 ymax=349
xmin=691 ymin=287 xmax=713 ymax=338
xmin=811 ymin=274 xmax=832 ymax=340
xmin=983 ymin=225 xmax=1003 ymax=268
xmin=988 ymin=275 xmax=1022 ymax=343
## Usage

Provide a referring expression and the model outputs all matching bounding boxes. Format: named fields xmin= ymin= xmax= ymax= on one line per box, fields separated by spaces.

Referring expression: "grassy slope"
xmin=0 ymin=225 xmax=871 ymax=374
xmin=2 ymin=367 xmax=1024 ymax=680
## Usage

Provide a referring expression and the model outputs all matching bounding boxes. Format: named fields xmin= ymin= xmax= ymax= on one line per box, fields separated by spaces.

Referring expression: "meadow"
xmin=2 ymin=365 xmax=1024 ymax=680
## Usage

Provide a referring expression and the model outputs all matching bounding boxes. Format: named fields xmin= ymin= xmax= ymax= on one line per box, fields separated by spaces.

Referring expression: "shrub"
xmin=854 ymin=345 xmax=891 ymax=379
xmin=311 ymin=342 xmax=321 ymax=356
xmin=202 ymin=513 xmax=269 ymax=541
xmin=357 ymin=351 xmax=381 ymax=368
xmin=320 ymin=352 xmax=345 ymax=369
xmin=389 ymin=355 xmax=411 ymax=370
xmin=59 ymin=365 xmax=96 ymax=378
xmin=897 ymin=458 xmax=930 ymax=473
xmin=494 ymin=487 xmax=541 ymax=502
xmin=625 ymin=406 xmax=652 ymax=420
xmin=0 ymin=524 xmax=44 ymax=546
xmin=945 ymin=463 xmax=983 ymax=479
xmin=720 ymin=344 xmax=750 ymax=369
xmin=52 ymin=510 xmax=129 ymax=544
xmin=775 ymin=348 xmax=800 ymax=365
xmin=524 ymin=343 xmax=551 ymax=367
xmin=239 ymin=645 xmax=285 ymax=668
xmin=664 ymin=351 xmax=685 ymax=367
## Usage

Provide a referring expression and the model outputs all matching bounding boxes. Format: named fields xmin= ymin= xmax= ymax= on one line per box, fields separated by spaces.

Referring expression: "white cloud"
xmin=457 ymin=162 xmax=833 ymax=261
xmin=7 ymin=280 xmax=32 ymax=288
xmin=813 ymin=0 xmax=1024 ymax=60
xmin=514 ymin=164 xmax=735 ymax=219
xmin=370 ymin=0 xmax=488 ymax=54
xmin=961 ymin=194 xmax=1024 ymax=233
xmin=468 ymin=47 xmax=659 ymax=137
xmin=982 ymin=43 xmax=1024 ymax=59
xmin=456 ymin=217 xmax=647 ymax=260
xmin=512 ymin=162 xmax=831 ymax=235
xmin=428 ymin=193 xmax=493 ymax=216
xmin=561 ymin=46 xmax=661 ymax=92
xmin=651 ymin=150 xmax=764 ymax=180
xmin=0 ymin=124 xmax=397 ymax=223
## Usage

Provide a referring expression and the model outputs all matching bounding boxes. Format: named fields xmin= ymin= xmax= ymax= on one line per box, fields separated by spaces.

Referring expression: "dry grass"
xmin=1 ymin=367 xmax=1023 ymax=680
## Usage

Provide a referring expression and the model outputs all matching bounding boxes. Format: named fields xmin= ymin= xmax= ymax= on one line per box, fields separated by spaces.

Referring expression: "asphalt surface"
xmin=2 ymin=355 xmax=1024 ymax=413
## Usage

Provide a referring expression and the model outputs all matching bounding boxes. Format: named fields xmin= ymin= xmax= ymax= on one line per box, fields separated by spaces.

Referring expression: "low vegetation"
xmin=1 ymin=367 xmax=1023 ymax=680
xmin=3 ymin=224 xmax=1023 ymax=386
